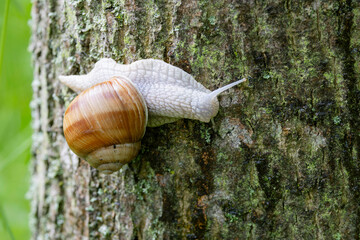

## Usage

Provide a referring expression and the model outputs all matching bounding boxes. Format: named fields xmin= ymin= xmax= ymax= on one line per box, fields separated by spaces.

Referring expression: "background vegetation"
xmin=0 ymin=0 xmax=32 ymax=239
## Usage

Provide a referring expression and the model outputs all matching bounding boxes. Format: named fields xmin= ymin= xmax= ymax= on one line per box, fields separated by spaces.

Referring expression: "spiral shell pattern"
xmin=63 ymin=76 xmax=148 ymax=174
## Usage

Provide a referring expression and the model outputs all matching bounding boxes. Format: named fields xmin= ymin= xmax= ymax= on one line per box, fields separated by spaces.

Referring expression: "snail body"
xmin=60 ymin=58 xmax=246 ymax=173
xmin=60 ymin=58 xmax=246 ymax=127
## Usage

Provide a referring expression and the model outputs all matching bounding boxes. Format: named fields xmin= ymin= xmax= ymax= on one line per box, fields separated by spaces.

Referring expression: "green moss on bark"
xmin=31 ymin=0 xmax=360 ymax=239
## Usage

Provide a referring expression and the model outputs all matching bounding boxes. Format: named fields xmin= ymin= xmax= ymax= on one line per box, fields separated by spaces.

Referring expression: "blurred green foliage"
xmin=0 ymin=0 xmax=32 ymax=239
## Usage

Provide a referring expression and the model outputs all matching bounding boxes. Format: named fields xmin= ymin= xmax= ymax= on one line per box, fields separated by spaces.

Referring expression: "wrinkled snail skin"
xmin=62 ymin=76 xmax=148 ymax=174
xmin=59 ymin=58 xmax=246 ymax=127
xmin=60 ymin=58 xmax=246 ymax=173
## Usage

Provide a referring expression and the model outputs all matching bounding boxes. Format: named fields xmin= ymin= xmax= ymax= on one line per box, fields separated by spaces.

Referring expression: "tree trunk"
xmin=30 ymin=0 xmax=360 ymax=239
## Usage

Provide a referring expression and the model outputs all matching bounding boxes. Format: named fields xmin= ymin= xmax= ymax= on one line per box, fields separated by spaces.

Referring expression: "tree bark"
xmin=30 ymin=0 xmax=360 ymax=239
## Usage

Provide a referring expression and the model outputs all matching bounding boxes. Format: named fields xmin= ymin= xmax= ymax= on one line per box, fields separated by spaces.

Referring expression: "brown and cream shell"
xmin=63 ymin=76 xmax=148 ymax=174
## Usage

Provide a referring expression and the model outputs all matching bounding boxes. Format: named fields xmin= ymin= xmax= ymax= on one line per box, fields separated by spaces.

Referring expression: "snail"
xmin=60 ymin=58 xmax=246 ymax=173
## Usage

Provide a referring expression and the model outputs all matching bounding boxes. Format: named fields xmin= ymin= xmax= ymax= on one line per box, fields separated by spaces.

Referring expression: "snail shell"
xmin=63 ymin=76 xmax=147 ymax=174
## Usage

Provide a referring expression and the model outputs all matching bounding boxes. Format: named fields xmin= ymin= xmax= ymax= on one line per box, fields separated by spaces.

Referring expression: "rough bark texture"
xmin=30 ymin=0 xmax=359 ymax=239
